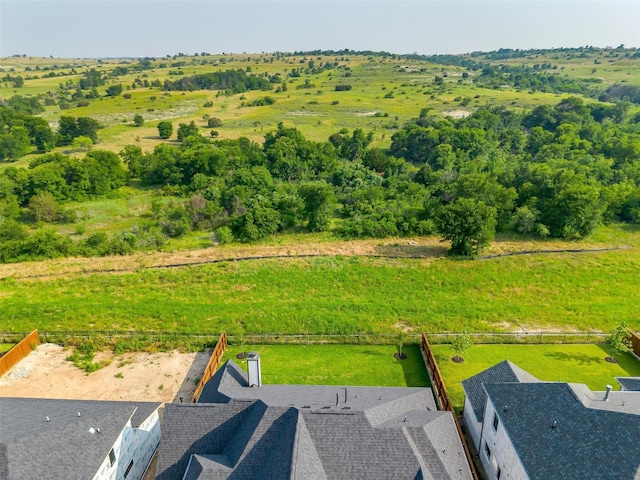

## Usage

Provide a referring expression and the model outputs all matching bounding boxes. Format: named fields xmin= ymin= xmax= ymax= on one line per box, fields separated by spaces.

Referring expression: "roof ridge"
xmin=290 ymin=410 xmax=327 ymax=480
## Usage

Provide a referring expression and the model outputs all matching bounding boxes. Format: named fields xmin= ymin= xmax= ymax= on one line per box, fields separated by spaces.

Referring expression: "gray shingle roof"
xmin=484 ymin=382 xmax=640 ymax=480
xmin=0 ymin=397 xmax=160 ymax=480
xmin=616 ymin=377 xmax=640 ymax=391
xmin=461 ymin=360 xmax=538 ymax=421
xmin=157 ymin=360 xmax=472 ymax=480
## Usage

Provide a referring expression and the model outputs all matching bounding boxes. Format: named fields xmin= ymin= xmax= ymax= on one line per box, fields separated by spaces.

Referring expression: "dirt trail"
xmin=0 ymin=236 xmax=626 ymax=281
xmin=0 ymin=343 xmax=211 ymax=403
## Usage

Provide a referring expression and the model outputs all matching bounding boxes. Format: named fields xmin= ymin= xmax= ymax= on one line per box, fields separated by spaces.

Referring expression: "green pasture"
xmin=0 ymin=343 xmax=14 ymax=353
xmin=221 ymin=344 xmax=430 ymax=387
xmin=3 ymin=51 xmax=628 ymax=155
xmin=432 ymin=344 xmax=640 ymax=410
xmin=1 ymin=250 xmax=639 ymax=334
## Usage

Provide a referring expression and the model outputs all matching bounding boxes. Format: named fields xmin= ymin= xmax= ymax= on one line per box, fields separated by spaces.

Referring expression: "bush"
xmin=133 ymin=114 xmax=144 ymax=127
xmin=29 ymin=192 xmax=59 ymax=222
xmin=335 ymin=85 xmax=352 ymax=91
xmin=157 ymin=120 xmax=173 ymax=139
xmin=207 ymin=117 xmax=223 ymax=128
xmin=215 ymin=226 xmax=233 ymax=244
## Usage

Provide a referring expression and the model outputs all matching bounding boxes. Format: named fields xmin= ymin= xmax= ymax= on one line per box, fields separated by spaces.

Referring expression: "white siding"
xmin=462 ymin=396 xmax=483 ymax=450
xmin=92 ymin=409 xmax=161 ymax=480
xmin=479 ymin=398 xmax=529 ymax=480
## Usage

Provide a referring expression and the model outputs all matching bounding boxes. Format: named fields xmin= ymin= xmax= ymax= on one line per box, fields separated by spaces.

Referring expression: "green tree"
xmin=607 ymin=323 xmax=632 ymax=362
xmin=133 ymin=114 xmax=144 ymax=127
xmin=119 ymin=145 xmax=143 ymax=178
xmin=0 ymin=126 xmax=31 ymax=160
xmin=451 ymin=331 xmax=473 ymax=362
xmin=299 ymin=181 xmax=335 ymax=232
xmin=177 ymin=121 xmax=200 ymax=142
xmin=71 ymin=136 xmax=93 ymax=152
xmin=29 ymin=191 xmax=59 ymax=222
xmin=57 ymin=116 xmax=79 ymax=146
xmin=157 ymin=121 xmax=173 ymax=139
xmin=106 ymin=84 xmax=123 ymax=97
xmin=436 ymin=198 xmax=497 ymax=257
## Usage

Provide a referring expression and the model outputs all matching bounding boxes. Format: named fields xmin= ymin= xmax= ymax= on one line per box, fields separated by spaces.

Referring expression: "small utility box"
xmin=247 ymin=352 xmax=262 ymax=387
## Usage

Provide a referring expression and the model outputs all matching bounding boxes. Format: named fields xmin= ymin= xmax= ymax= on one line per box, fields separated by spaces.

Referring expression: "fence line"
xmin=630 ymin=330 xmax=640 ymax=358
xmin=0 ymin=330 xmax=40 ymax=377
xmin=0 ymin=330 xmax=618 ymax=346
xmin=421 ymin=333 xmax=478 ymax=480
xmin=192 ymin=332 xmax=227 ymax=403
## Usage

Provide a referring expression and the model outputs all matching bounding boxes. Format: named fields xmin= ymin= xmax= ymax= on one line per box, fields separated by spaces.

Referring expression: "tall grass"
xmin=1 ymin=251 xmax=638 ymax=334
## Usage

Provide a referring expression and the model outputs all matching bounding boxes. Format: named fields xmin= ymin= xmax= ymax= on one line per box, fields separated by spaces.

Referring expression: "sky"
xmin=0 ymin=0 xmax=639 ymax=58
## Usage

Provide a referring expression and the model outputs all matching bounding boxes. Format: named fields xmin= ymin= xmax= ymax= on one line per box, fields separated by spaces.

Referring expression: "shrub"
xmin=207 ymin=117 xmax=223 ymax=128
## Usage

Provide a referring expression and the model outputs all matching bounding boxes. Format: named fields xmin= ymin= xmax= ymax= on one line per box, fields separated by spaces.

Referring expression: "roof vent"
xmin=77 ymin=412 xmax=81 ymax=417
xmin=551 ymin=420 xmax=557 ymax=429
xmin=604 ymin=385 xmax=612 ymax=401
xmin=247 ymin=352 xmax=262 ymax=387
xmin=45 ymin=416 xmax=50 ymax=422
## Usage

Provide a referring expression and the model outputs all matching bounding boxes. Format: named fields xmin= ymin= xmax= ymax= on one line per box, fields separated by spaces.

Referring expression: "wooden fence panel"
xmin=421 ymin=333 xmax=478 ymax=480
xmin=630 ymin=330 xmax=640 ymax=358
xmin=0 ymin=330 xmax=40 ymax=378
xmin=192 ymin=331 xmax=227 ymax=403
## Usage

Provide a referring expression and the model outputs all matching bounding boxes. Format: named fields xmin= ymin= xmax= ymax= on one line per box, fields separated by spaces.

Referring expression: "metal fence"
xmin=0 ymin=330 xmax=625 ymax=346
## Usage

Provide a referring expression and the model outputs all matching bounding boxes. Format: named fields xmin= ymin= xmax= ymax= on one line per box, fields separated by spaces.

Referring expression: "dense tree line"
xmin=162 ymin=69 xmax=273 ymax=93
xmin=2 ymin=96 xmax=640 ymax=262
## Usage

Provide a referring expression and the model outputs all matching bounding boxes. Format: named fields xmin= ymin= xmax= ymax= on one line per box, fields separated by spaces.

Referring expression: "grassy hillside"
xmin=3 ymin=48 xmax=638 ymax=157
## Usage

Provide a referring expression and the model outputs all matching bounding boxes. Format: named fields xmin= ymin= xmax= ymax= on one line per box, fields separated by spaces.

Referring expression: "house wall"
xmin=462 ymin=396 xmax=483 ymax=450
xmin=478 ymin=398 xmax=529 ymax=480
xmin=92 ymin=409 xmax=161 ymax=480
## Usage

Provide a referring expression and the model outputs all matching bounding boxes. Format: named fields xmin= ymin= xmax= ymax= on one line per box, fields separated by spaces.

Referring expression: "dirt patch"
xmin=0 ymin=343 xmax=211 ymax=403
xmin=443 ymin=110 xmax=471 ymax=119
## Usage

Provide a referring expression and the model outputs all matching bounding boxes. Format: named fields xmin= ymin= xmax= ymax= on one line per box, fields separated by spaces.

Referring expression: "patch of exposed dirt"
xmin=0 ymin=343 xmax=211 ymax=403
xmin=443 ymin=110 xmax=471 ymax=119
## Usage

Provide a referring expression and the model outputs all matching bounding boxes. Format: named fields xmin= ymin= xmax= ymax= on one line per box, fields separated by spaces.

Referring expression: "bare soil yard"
xmin=0 ymin=343 xmax=211 ymax=403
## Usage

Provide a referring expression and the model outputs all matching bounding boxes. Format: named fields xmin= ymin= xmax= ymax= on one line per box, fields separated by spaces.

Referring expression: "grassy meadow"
xmin=1 ymin=249 xmax=639 ymax=334
xmin=432 ymin=344 xmax=640 ymax=410
xmin=3 ymin=50 xmax=637 ymax=158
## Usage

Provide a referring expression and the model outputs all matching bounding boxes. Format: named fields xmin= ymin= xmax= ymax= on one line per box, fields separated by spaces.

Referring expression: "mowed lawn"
xmin=221 ymin=344 xmax=430 ymax=387
xmin=432 ymin=344 xmax=640 ymax=410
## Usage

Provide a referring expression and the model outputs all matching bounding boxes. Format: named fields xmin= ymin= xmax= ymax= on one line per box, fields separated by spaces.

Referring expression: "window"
xmin=124 ymin=460 xmax=134 ymax=478
xmin=493 ymin=413 xmax=499 ymax=431
xmin=484 ymin=442 xmax=491 ymax=460
xmin=108 ymin=449 xmax=116 ymax=467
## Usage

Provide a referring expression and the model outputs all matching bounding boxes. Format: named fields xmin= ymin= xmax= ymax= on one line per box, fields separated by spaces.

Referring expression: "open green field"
xmin=432 ymin=344 xmax=640 ymax=410
xmin=1 ymin=249 xmax=639 ymax=334
xmin=0 ymin=343 xmax=14 ymax=353
xmin=221 ymin=344 xmax=429 ymax=387
xmin=3 ymin=49 xmax=637 ymax=160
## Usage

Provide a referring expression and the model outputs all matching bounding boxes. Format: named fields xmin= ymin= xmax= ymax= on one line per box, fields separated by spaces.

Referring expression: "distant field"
xmin=0 ymin=344 xmax=14 ymax=353
xmin=432 ymin=344 xmax=640 ymax=410
xmin=1 ymin=249 xmax=639 ymax=334
xmin=221 ymin=344 xmax=430 ymax=387
xmin=3 ymin=50 xmax=634 ymax=159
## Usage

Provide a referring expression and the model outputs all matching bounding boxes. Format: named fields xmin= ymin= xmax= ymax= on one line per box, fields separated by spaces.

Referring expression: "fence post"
xmin=586 ymin=332 xmax=590 ymax=343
